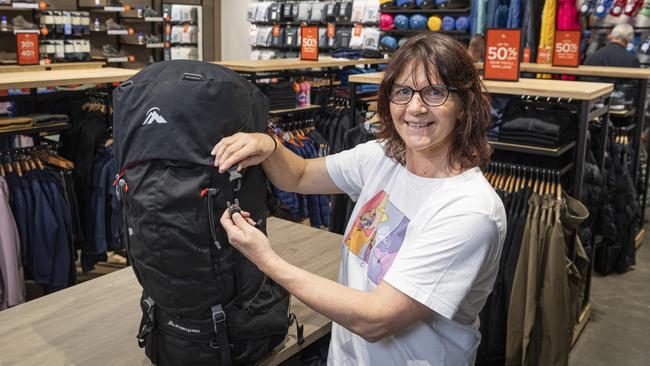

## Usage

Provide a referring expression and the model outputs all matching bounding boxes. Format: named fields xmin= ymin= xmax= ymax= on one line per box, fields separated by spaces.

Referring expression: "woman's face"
xmin=389 ymin=64 xmax=462 ymax=159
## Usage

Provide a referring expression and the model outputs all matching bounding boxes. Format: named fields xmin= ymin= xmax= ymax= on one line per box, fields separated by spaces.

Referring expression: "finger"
xmin=218 ymin=141 xmax=248 ymax=172
xmin=245 ymin=218 xmax=256 ymax=226
xmin=236 ymin=155 xmax=263 ymax=172
xmin=220 ymin=210 xmax=243 ymax=238
xmin=231 ymin=212 xmax=254 ymax=230
xmin=212 ymin=135 xmax=234 ymax=158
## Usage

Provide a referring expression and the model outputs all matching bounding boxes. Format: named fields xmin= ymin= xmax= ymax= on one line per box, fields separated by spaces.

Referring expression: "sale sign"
xmin=301 ymin=26 xmax=318 ymax=61
xmin=484 ymin=29 xmax=521 ymax=82
xmin=17 ymin=33 xmax=39 ymax=65
xmin=553 ymin=31 xmax=581 ymax=67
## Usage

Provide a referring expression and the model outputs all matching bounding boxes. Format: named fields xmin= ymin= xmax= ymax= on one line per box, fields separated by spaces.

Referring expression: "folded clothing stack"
xmin=257 ymin=81 xmax=297 ymax=110
xmin=0 ymin=114 xmax=69 ymax=131
xmin=498 ymin=111 xmax=577 ymax=148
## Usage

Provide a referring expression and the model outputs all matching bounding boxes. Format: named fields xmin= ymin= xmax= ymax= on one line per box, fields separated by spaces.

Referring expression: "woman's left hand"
xmin=220 ymin=209 xmax=276 ymax=269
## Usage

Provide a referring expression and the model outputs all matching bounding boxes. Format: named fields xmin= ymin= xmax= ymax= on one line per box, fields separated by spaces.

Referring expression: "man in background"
xmin=584 ymin=23 xmax=640 ymax=68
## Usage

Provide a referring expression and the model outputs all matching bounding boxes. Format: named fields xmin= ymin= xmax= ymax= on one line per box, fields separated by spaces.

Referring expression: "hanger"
xmin=556 ymin=171 xmax=563 ymax=200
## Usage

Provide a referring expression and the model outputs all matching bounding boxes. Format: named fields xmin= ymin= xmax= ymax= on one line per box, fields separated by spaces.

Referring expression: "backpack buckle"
xmin=227 ymin=167 xmax=242 ymax=192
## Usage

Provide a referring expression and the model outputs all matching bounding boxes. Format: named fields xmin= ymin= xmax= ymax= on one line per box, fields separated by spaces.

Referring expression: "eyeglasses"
xmin=387 ymin=84 xmax=458 ymax=107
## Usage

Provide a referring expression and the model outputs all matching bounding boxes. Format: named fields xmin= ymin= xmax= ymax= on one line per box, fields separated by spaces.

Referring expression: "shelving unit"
xmin=269 ymin=104 xmax=321 ymax=116
xmin=0 ymin=121 xmax=69 ymax=137
xmin=379 ymin=7 xmax=470 ymax=14
xmin=488 ymin=140 xmax=576 ymax=157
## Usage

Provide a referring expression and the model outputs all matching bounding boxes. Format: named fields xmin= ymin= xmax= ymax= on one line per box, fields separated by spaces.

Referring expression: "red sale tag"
xmin=484 ymin=29 xmax=521 ymax=81
xmin=16 ymin=33 xmax=39 ymax=65
xmin=272 ymin=24 xmax=281 ymax=37
xmin=301 ymin=26 xmax=319 ymax=61
xmin=552 ymin=31 xmax=581 ymax=67
xmin=523 ymin=48 xmax=531 ymax=63
xmin=537 ymin=47 xmax=551 ymax=64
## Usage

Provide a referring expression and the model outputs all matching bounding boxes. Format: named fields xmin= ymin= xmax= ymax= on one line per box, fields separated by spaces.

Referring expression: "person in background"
xmin=213 ymin=33 xmax=506 ymax=365
xmin=584 ymin=23 xmax=640 ymax=68
xmin=468 ymin=34 xmax=486 ymax=63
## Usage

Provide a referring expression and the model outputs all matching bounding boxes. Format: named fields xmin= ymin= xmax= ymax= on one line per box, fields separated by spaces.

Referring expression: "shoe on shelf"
xmin=102 ymin=44 xmax=125 ymax=58
xmin=143 ymin=6 xmax=158 ymax=17
xmin=625 ymin=0 xmax=644 ymax=15
xmin=595 ymin=0 xmax=614 ymax=17
xmin=145 ymin=34 xmax=160 ymax=43
xmin=641 ymin=0 xmax=650 ymax=16
xmin=12 ymin=15 xmax=37 ymax=30
xmin=105 ymin=18 xmax=124 ymax=30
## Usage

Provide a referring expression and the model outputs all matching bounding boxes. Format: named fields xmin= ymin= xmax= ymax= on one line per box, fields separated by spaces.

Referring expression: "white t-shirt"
xmin=325 ymin=140 xmax=507 ymax=366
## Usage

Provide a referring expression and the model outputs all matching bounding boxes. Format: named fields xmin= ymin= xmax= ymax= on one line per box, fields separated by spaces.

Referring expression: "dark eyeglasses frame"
xmin=387 ymin=84 xmax=459 ymax=107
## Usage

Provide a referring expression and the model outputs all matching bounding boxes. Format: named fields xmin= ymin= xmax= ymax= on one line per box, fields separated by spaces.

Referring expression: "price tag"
xmin=552 ymin=31 xmax=581 ymax=67
xmin=484 ymin=29 xmax=521 ymax=81
xmin=537 ymin=46 xmax=551 ymax=64
xmin=272 ymin=24 xmax=281 ymax=37
xmin=301 ymin=26 xmax=319 ymax=61
xmin=17 ymin=33 xmax=39 ymax=65
xmin=523 ymin=48 xmax=531 ymax=63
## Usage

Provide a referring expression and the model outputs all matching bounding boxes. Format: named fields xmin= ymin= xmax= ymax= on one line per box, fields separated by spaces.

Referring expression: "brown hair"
xmin=377 ymin=33 xmax=492 ymax=170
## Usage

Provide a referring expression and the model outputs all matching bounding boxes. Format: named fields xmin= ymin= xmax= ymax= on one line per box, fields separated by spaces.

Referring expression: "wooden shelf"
xmin=269 ymin=104 xmax=321 ymax=115
xmin=380 ymin=7 xmax=470 ymax=14
xmin=0 ymin=122 xmax=69 ymax=137
xmin=476 ymin=62 xmax=650 ymax=80
xmin=635 ymin=228 xmax=645 ymax=250
xmin=489 ymin=140 xmax=576 ymax=157
xmin=610 ymin=108 xmax=636 ymax=118
xmin=0 ymin=67 xmax=137 ymax=89
xmin=382 ymin=29 xmax=470 ymax=39
xmin=349 ymin=72 xmax=614 ymax=100
xmin=215 ymin=56 xmax=387 ymax=73
xmin=0 ymin=61 xmax=105 ymax=73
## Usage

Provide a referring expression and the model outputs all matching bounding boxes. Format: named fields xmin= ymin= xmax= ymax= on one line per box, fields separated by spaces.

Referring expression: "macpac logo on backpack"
xmin=142 ymin=107 xmax=168 ymax=125
xmin=113 ymin=60 xmax=294 ymax=366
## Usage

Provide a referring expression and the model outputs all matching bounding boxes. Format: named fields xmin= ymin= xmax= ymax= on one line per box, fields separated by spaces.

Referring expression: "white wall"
xmin=220 ymin=0 xmax=252 ymax=61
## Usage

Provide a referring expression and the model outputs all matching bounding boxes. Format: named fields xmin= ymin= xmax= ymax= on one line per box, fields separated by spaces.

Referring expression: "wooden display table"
xmin=215 ymin=56 xmax=387 ymax=73
xmin=0 ymin=218 xmax=342 ymax=366
xmin=348 ymin=72 xmax=613 ymax=100
xmin=0 ymin=62 xmax=106 ymax=73
xmin=0 ymin=67 xmax=138 ymax=90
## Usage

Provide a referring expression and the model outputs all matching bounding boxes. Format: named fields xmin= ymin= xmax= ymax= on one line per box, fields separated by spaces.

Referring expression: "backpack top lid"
xmin=113 ymin=60 xmax=269 ymax=170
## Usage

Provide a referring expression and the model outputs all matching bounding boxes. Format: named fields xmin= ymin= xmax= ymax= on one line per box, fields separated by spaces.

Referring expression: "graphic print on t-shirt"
xmin=345 ymin=191 xmax=410 ymax=284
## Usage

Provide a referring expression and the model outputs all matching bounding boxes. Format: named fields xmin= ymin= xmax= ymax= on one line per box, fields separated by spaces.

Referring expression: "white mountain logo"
xmin=142 ymin=107 xmax=168 ymax=125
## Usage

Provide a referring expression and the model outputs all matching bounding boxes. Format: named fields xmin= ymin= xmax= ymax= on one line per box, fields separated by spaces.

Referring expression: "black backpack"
xmin=113 ymin=60 xmax=291 ymax=365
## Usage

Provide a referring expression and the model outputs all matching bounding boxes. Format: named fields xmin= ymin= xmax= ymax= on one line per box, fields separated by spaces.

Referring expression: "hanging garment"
xmin=507 ymin=0 xmax=521 ymax=28
xmin=538 ymin=0 xmax=557 ymax=78
xmin=0 ymin=176 xmax=25 ymax=310
xmin=521 ymin=0 xmax=544 ymax=61
xmin=556 ymin=0 xmax=581 ymax=30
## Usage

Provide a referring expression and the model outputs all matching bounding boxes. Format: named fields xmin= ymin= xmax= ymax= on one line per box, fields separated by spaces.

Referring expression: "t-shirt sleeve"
xmin=382 ymin=211 xmax=500 ymax=321
xmin=325 ymin=141 xmax=380 ymax=201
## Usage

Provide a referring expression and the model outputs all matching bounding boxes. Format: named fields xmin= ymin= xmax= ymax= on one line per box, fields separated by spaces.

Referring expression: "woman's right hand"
xmin=211 ymin=132 xmax=277 ymax=173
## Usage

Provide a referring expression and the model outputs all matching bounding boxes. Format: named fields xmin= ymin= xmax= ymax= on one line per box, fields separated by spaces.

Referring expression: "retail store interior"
xmin=0 ymin=1 xmax=649 ymax=365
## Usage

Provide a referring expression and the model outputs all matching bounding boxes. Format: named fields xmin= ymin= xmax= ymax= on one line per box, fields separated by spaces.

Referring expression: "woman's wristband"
xmin=267 ymin=133 xmax=278 ymax=153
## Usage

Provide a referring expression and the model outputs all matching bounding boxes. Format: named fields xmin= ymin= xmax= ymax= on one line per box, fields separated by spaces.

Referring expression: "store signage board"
xmin=17 ymin=33 xmax=39 ymax=65
xmin=553 ymin=30 xmax=581 ymax=67
xmin=484 ymin=28 xmax=521 ymax=82
xmin=301 ymin=26 xmax=319 ymax=61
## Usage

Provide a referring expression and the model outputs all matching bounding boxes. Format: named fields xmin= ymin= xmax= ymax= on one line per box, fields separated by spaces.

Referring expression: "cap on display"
xmin=416 ymin=0 xmax=436 ymax=9
xmin=442 ymin=16 xmax=455 ymax=31
xmin=380 ymin=13 xmax=395 ymax=30
xmin=427 ymin=15 xmax=442 ymax=31
xmin=380 ymin=34 xmax=399 ymax=51
xmin=455 ymin=16 xmax=469 ymax=31
xmin=394 ymin=14 xmax=410 ymax=29
xmin=380 ymin=0 xmax=397 ymax=10
xmin=409 ymin=14 xmax=428 ymax=29
xmin=396 ymin=0 xmax=417 ymax=9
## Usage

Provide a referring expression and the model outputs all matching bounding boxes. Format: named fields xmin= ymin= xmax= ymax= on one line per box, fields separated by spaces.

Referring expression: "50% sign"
xmin=484 ymin=29 xmax=521 ymax=81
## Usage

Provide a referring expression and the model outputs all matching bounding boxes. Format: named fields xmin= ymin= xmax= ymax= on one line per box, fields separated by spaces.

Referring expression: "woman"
xmin=212 ymin=33 xmax=506 ymax=365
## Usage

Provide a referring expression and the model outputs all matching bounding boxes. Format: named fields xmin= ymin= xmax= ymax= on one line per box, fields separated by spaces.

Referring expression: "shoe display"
xmin=641 ymin=0 xmax=650 ymax=15
xmin=102 ymin=43 xmax=125 ymax=58
xmin=595 ymin=0 xmax=614 ymax=17
xmin=105 ymin=18 xmax=124 ymax=30
xmin=143 ymin=6 xmax=158 ymax=17
xmin=145 ymin=34 xmax=161 ymax=43
xmin=624 ymin=0 xmax=644 ymax=15
xmin=12 ymin=15 xmax=37 ymax=30
xmin=611 ymin=0 xmax=627 ymax=15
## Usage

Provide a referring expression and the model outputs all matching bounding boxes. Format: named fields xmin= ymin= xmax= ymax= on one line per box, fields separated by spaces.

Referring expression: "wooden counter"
xmin=0 ymin=218 xmax=342 ymax=366
xmin=215 ymin=56 xmax=387 ymax=73
xmin=475 ymin=62 xmax=650 ymax=79
xmin=0 ymin=67 xmax=138 ymax=90
xmin=348 ymin=72 xmax=614 ymax=100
